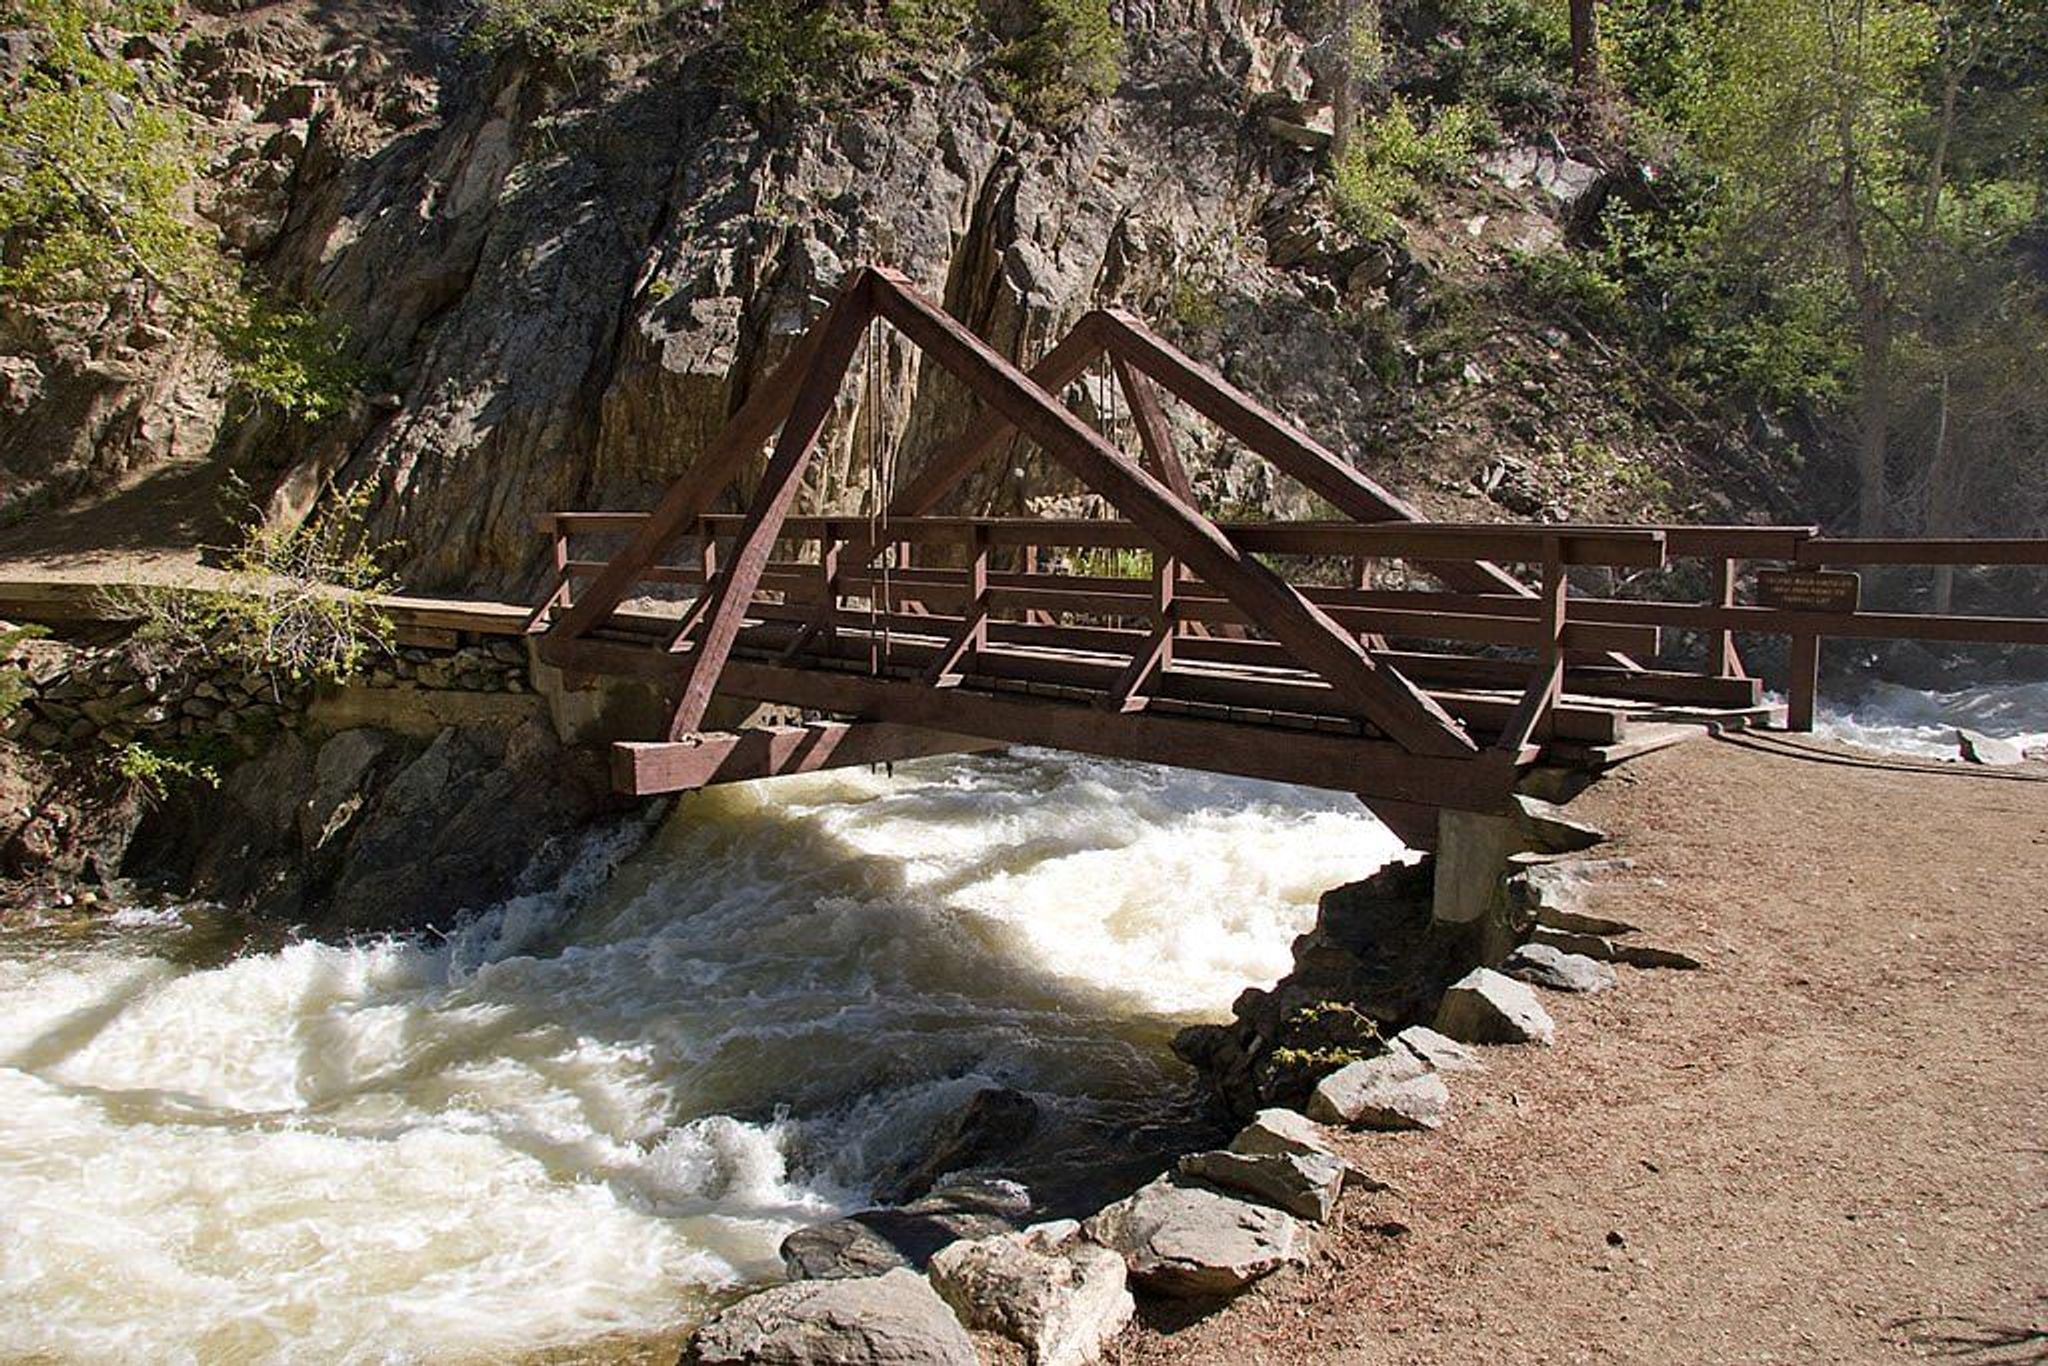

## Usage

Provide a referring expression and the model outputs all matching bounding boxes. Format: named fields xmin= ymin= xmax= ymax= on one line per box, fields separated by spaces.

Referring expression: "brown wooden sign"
xmin=1756 ymin=568 xmax=1861 ymax=614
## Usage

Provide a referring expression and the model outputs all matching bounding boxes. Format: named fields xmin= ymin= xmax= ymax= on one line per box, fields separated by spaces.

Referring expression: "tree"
xmin=1570 ymin=0 xmax=1598 ymax=92
xmin=1679 ymin=0 xmax=1935 ymax=532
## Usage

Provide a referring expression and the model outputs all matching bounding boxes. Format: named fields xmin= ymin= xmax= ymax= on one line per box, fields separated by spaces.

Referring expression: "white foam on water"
xmin=1810 ymin=679 xmax=2048 ymax=759
xmin=0 ymin=749 xmax=1406 ymax=1362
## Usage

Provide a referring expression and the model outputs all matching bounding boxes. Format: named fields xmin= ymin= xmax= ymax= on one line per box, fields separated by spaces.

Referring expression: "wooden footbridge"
xmin=528 ymin=267 xmax=2048 ymax=845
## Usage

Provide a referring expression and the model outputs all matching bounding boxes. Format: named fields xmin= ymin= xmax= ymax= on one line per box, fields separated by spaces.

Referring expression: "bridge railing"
xmin=533 ymin=511 xmax=1698 ymax=761
xmin=535 ymin=512 xmax=2048 ymax=740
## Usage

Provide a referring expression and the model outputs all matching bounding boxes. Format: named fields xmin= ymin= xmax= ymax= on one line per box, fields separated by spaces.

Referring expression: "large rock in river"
xmin=683 ymin=1268 xmax=976 ymax=1365
xmin=782 ymin=1179 xmax=1030 ymax=1280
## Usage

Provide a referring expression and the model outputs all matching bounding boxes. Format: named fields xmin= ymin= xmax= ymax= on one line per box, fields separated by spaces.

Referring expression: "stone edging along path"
xmin=677 ymin=801 xmax=1708 ymax=1366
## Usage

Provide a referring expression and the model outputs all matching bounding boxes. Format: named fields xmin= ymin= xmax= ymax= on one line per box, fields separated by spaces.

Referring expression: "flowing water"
xmin=1810 ymin=678 xmax=2048 ymax=759
xmin=0 ymin=750 xmax=1408 ymax=1364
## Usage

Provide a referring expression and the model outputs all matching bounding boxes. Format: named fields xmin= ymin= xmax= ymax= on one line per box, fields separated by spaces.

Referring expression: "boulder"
xmin=1512 ymin=795 xmax=1608 ymax=854
xmin=1388 ymin=1025 xmax=1484 ymax=1074
xmin=1530 ymin=925 xmax=1702 ymax=971
xmin=783 ymin=1180 xmax=1031 ymax=1281
xmin=683 ymin=1268 xmax=976 ymax=1366
xmin=875 ymin=1086 xmax=1039 ymax=1204
xmin=1178 ymin=1148 xmax=1347 ymax=1222
xmin=1956 ymin=728 xmax=2024 ymax=766
xmin=1305 ymin=1051 xmax=1450 ymax=1130
xmin=1505 ymin=856 xmax=1640 ymax=936
xmin=1226 ymin=1107 xmax=1337 ymax=1161
xmin=1434 ymin=968 xmax=1555 ymax=1046
xmin=1083 ymin=1174 xmax=1310 ymax=1299
xmin=927 ymin=1224 xmax=1132 ymax=1366
xmin=1504 ymin=942 xmax=1617 ymax=994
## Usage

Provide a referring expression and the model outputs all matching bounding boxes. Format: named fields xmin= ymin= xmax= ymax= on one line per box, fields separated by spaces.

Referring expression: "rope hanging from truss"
xmin=861 ymin=314 xmax=897 ymax=676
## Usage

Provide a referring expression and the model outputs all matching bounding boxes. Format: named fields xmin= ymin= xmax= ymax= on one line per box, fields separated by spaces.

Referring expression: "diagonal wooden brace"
xmin=870 ymin=268 xmax=1477 ymax=758
xmin=543 ymin=279 xmax=866 ymax=652
xmin=666 ymin=272 xmax=880 ymax=738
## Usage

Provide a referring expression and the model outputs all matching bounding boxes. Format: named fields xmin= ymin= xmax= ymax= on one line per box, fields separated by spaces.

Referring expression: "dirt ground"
xmin=1113 ymin=731 xmax=2048 ymax=1366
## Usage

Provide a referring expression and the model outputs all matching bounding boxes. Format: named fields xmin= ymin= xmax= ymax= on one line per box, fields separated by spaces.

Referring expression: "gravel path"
xmin=1114 ymin=732 xmax=2048 ymax=1365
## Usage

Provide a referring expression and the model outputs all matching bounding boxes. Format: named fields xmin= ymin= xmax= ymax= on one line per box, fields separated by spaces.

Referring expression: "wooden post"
xmin=1787 ymin=632 xmax=1819 ymax=732
xmin=1113 ymin=355 xmax=1198 ymax=506
xmin=926 ymin=525 xmax=990 ymax=687
xmin=1709 ymin=555 xmax=1745 ymax=678
xmin=1492 ymin=538 xmax=1566 ymax=756
xmin=668 ymin=517 xmax=721 ymax=650
xmin=523 ymin=518 xmax=573 ymax=634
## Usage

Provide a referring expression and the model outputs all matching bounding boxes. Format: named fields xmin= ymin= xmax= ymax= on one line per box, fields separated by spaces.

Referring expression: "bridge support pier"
xmin=1432 ymin=806 xmax=1537 ymax=967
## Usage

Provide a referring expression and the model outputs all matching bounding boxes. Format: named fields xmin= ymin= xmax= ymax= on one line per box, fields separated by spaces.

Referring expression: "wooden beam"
xmin=713 ymin=656 xmax=1512 ymax=808
xmin=1490 ymin=539 xmax=1566 ymax=754
xmin=868 ymin=269 xmax=1478 ymax=759
xmin=668 ymin=273 xmax=878 ymax=736
xmin=1787 ymin=632 xmax=1819 ymax=732
xmin=546 ymin=275 xmax=867 ymax=644
xmin=1092 ymin=309 xmax=1537 ymax=602
xmin=1709 ymin=555 xmax=1745 ymax=678
xmin=1113 ymin=355 xmax=1198 ymax=505
xmin=1356 ymin=797 xmax=1441 ymax=850
xmin=613 ymin=722 xmax=1002 ymax=795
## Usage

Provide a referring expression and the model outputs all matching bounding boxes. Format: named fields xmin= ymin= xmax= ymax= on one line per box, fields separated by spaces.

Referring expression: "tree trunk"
xmin=1569 ymin=0 xmax=1599 ymax=91
xmin=1837 ymin=88 xmax=1890 ymax=535
xmin=1331 ymin=0 xmax=1358 ymax=162
xmin=1927 ymin=371 xmax=1958 ymax=613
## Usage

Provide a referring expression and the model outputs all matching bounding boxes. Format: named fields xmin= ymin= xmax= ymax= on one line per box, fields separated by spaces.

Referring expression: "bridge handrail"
xmin=537 ymin=511 xmax=1670 ymax=568
xmin=532 ymin=510 xmax=2048 ymax=739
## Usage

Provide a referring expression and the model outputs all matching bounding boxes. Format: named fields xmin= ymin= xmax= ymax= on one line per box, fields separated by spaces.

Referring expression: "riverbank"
xmin=1114 ymin=730 xmax=2048 ymax=1364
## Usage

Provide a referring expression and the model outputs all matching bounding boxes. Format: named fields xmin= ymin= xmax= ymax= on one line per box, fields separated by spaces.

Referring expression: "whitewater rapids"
xmin=0 ymin=750 xmax=1407 ymax=1364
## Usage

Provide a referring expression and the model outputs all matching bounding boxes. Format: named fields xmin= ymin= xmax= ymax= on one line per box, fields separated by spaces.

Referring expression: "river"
xmin=0 ymin=751 xmax=1407 ymax=1363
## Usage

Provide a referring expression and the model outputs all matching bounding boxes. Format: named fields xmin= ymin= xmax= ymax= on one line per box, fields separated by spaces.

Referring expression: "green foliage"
xmin=117 ymin=484 xmax=399 ymax=686
xmin=723 ymin=0 xmax=978 ymax=107
xmin=0 ymin=0 xmax=357 ymax=418
xmin=112 ymin=737 xmax=224 ymax=800
xmin=0 ymin=0 xmax=193 ymax=300
xmin=1068 ymin=547 xmax=1151 ymax=580
xmin=1427 ymin=0 xmax=1571 ymax=122
xmin=1513 ymin=246 xmax=1626 ymax=329
xmin=1166 ymin=274 xmax=1224 ymax=333
xmin=465 ymin=0 xmax=639 ymax=65
xmin=208 ymin=298 xmax=362 ymax=421
xmin=0 ymin=624 xmax=50 ymax=722
xmin=991 ymin=0 xmax=1122 ymax=126
xmin=1330 ymin=97 xmax=1487 ymax=240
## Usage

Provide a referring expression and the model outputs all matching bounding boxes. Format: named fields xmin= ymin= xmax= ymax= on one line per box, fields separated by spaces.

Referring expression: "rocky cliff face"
xmin=7 ymin=0 xmax=1742 ymax=593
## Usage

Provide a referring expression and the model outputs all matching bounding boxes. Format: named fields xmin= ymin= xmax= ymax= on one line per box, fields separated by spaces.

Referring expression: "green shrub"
xmin=466 ymin=0 xmax=645 ymax=65
xmin=723 ymin=0 xmax=977 ymax=107
xmin=0 ymin=624 xmax=50 ymax=722
xmin=991 ymin=0 xmax=1121 ymax=126
xmin=1330 ymin=98 xmax=1486 ymax=240
xmin=1514 ymin=247 xmax=1627 ymax=328
xmin=1427 ymin=0 xmax=1570 ymax=123
xmin=114 ymin=484 xmax=399 ymax=686
xmin=113 ymin=737 xmax=227 ymax=801
xmin=0 ymin=0 xmax=357 ymax=418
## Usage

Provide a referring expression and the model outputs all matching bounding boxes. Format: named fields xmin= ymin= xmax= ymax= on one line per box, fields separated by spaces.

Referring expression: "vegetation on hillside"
xmin=115 ymin=484 xmax=399 ymax=686
xmin=462 ymin=0 xmax=1122 ymax=124
xmin=0 ymin=0 xmax=358 ymax=418
xmin=1323 ymin=0 xmax=2047 ymax=545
